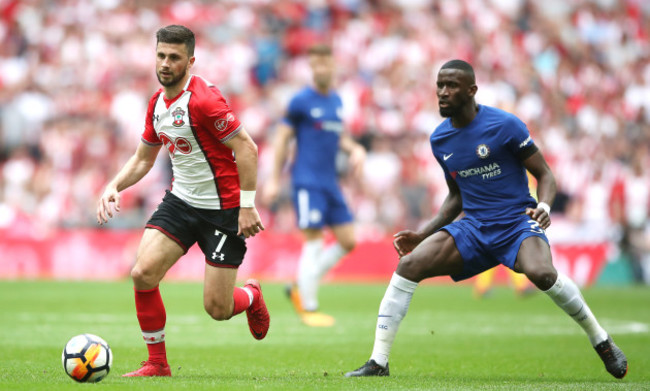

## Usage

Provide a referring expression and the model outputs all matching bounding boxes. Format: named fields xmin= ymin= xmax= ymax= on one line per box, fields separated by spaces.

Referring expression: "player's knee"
xmin=526 ymin=267 xmax=557 ymax=291
xmin=130 ymin=264 xmax=160 ymax=289
xmin=204 ymin=299 xmax=233 ymax=321
xmin=396 ymin=254 xmax=426 ymax=283
xmin=340 ymin=238 xmax=356 ymax=253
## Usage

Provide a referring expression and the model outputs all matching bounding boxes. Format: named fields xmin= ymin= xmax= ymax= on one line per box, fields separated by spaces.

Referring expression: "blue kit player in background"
xmin=345 ymin=60 xmax=628 ymax=379
xmin=264 ymin=44 xmax=366 ymax=327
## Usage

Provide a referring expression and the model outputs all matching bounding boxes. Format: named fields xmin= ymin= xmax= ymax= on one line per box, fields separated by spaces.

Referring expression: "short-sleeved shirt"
xmin=283 ymin=87 xmax=344 ymax=190
xmin=430 ymin=105 xmax=538 ymax=220
xmin=142 ymin=75 xmax=242 ymax=210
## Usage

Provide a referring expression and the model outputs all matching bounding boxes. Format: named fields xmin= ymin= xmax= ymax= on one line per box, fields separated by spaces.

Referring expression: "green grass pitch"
xmin=0 ymin=280 xmax=648 ymax=390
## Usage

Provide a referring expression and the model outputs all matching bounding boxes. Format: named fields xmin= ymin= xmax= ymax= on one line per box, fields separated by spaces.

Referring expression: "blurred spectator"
xmin=616 ymin=145 xmax=650 ymax=283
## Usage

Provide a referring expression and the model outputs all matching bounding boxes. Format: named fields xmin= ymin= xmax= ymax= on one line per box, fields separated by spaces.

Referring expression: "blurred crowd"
xmin=0 ymin=0 xmax=649 ymax=281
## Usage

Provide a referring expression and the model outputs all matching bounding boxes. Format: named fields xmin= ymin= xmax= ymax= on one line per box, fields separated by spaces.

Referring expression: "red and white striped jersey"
xmin=141 ymin=75 xmax=242 ymax=210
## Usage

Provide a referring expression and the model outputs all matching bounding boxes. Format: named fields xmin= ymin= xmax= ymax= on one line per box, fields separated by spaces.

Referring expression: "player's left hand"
xmin=238 ymin=207 xmax=265 ymax=238
xmin=525 ymin=207 xmax=551 ymax=230
xmin=349 ymin=146 xmax=366 ymax=180
xmin=393 ymin=230 xmax=425 ymax=257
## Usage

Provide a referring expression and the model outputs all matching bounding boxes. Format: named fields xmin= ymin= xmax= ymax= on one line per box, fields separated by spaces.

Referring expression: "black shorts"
xmin=146 ymin=191 xmax=247 ymax=268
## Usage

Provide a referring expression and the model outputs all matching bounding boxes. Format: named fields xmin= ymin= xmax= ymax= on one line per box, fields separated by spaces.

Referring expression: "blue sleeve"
xmin=431 ymin=140 xmax=452 ymax=181
xmin=436 ymin=156 xmax=453 ymax=181
xmin=503 ymin=115 xmax=535 ymax=156
xmin=282 ymin=95 xmax=301 ymax=129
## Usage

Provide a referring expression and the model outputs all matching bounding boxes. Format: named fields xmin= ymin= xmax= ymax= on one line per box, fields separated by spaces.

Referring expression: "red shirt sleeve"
xmin=141 ymin=90 xmax=163 ymax=145
xmin=190 ymin=85 xmax=242 ymax=142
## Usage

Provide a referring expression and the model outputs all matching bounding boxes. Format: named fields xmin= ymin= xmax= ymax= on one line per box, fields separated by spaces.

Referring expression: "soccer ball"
xmin=61 ymin=334 xmax=112 ymax=383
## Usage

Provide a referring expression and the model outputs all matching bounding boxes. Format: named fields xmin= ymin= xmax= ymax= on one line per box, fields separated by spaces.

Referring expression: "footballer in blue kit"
xmin=346 ymin=60 xmax=628 ymax=379
xmin=265 ymin=44 xmax=366 ymax=327
xmin=285 ymin=87 xmax=354 ymax=229
xmin=432 ymin=104 xmax=549 ymax=281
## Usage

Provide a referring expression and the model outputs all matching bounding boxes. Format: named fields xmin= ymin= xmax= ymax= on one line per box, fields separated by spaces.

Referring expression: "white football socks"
xmin=370 ymin=273 xmax=418 ymax=367
xmin=544 ymin=273 xmax=608 ymax=346
xmin=297 ymin=239 xmax=323 ymax=311
xmin=298 ymin=240 xmax=348 ymax=311
xmin=316 ymin=243 xmax=347 ymax=280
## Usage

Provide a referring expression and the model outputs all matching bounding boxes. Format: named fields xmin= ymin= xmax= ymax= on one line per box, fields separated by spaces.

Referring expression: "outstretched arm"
xmin=97 ymin=141 xmax=161 ymax=225
xmin=224 ymin=128 xmax=265 ymax=238
xmin=393 ymin=179 xmax=463 ymax=257
xmin=262 ymin=122 xmax=294 ymax=205
xmin=523 ymin=150 xmax=556 ymax=229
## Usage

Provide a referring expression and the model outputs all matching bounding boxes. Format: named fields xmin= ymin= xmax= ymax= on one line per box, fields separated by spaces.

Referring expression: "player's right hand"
xmin=393 ymin=230 xmax=425 ymax=257
xmin=238 ymin=207 xmax=265 ymax=238
xmin=96 ymin=186 xmax=121 ymax=225
xmin=348 ymin=145 xmax=366 ymax=180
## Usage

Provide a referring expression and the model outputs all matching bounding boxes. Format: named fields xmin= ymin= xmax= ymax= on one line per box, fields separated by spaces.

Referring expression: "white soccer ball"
xmin=61 ymin=334 xmax=112 ymax=383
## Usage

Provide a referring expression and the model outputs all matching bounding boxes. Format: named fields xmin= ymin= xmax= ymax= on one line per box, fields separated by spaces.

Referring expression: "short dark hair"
xmin=440 ymin=59 xmax=475 ymax=83
xmin=156 ymin=25 xmax=195 ymax=57
xmin=307 ymin=43 xmax=332 ymax=56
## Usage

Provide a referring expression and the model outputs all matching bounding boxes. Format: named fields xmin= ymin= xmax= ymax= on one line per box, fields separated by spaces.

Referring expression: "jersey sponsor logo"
xmin=159 ymin=132 xmax=192 ymax=158
xmin=316 ymin=120 xmax=344 ymax=133
xmin=476 ymin=143 xmax=490 ymax=159
xmin=443 ymin=153 xmax=453 ymax=161
xmin=172 ymin=107 xmax=185 ymax=127
xmin=519 ymin=136 xmax=532 ymax=148
xmin=214 ymin=112 xmax=235 ymax=132
xmin=174 ymin=137 xmax=192 ymax=154
xmin=455 ymin=162 xmax=502 ymax=180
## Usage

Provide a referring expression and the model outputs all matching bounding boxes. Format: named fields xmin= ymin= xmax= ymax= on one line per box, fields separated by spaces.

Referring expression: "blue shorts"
xmin=291 ymin=185 xmax=353 ymax=229
xmin=442 ymin=214 xmax=549 ymax=281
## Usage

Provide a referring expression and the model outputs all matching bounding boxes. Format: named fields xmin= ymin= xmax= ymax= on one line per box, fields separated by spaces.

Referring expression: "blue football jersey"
xmin=283 ymin=87 xmax=344 ymax=189
xmin=430 ymin=105 xmax=537 ymax=220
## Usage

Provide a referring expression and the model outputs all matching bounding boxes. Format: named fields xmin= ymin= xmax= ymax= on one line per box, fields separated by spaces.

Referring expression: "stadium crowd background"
xmin=0 ymin=0 xmax=649 ymax=282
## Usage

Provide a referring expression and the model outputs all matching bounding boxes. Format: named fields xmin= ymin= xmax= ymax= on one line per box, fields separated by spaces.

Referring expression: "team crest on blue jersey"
xmin=476 ymin=144 xmax=490 ymax=159
xmin=172 ymin=107 xmax=185 ymax=127
xmin=310 ymin=107 xmax=323 ymax=118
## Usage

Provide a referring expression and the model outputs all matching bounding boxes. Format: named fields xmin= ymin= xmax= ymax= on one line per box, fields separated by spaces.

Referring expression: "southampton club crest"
xmin=476 ymin=144 xmax=490 ymax=159
xmin=172 ymin=107 xmax=185 ymax=127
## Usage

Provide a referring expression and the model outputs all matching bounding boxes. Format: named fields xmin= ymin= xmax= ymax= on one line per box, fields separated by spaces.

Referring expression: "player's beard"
xmin=439 ymin=106 xmax=459 ymax=118
xmin=439 ymin=104 xmax=459 ymax=118
xmin=439 ymin=95 xmax=470 ymax=118
xmin=157 ymin=67 xmax=188 ymax=88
